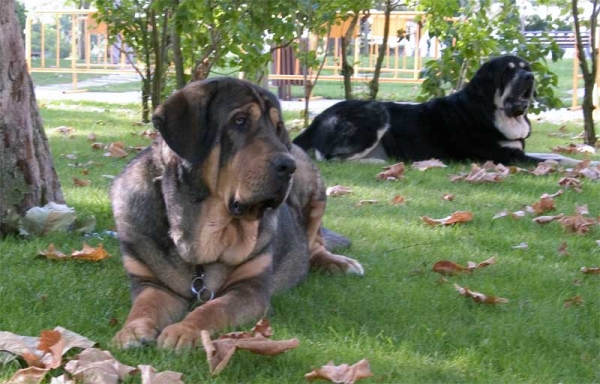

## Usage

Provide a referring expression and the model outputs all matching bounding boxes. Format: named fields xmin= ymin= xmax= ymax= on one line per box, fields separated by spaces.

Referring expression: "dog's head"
xmin=471 ymin=55 xmax=535 ymax=117
xmin=152 ymin=77 xmax=295 ymax=220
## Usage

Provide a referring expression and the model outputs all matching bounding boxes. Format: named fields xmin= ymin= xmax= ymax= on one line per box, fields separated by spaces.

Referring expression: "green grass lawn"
xmin=0 ymin=99 xmax=599 ymax=383
xmin=36 ymin=57 xmax=581 ymax=106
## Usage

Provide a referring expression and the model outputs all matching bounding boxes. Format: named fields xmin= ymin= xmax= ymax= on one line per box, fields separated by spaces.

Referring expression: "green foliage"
xmin=417 ymin=0 xmax=563 ymax=112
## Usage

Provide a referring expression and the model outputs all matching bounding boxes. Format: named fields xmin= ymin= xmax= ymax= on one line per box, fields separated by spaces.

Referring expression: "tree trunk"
xmin=369 ymin=1 xmax=393 ymax=100
xmin=341 ymin=13 xmax=360 ymax=100
xmin=0 ymin=0 xmax=64 ymax=235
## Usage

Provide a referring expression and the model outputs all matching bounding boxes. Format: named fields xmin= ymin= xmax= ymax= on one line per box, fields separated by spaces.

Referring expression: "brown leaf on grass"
xmin=411 ymin=159 xmax=447 ymax=171
xmin=575 ymin=204 xmax=589 ymax=216
xmin=52 ymin=126 xmax=75 ymax=136
xmin=558 ymin=215 xmax=597 ymax=234
xmin=432 ymin=257 xmax=495 ymax=276
xmin=326 ymin=185 xmax=352 ymax=197
xmin=531 ymin=195 xmax=556 ymax=215
xmin=450 ymin=163 xmax=507 ymax=183
xmin=140 ymin=129 xmax=158 ymax=140
xmin=5 ymin=366 xmax=48 ymax=384
xmin=454 ymin=284 xmax=509 ymax=304
xmin=376 ymin=162 xmax=405 ymax=181
xmin=104 ymin=142 xmax=129 ymax=158
xmin=87 ymin=133 xmax=97 ymax=141
xmin=70 ymin=243 xmax=110 ymax=261
xmin=305 ymin=359 xmax=373 ymax=384
xmin=563 ymin=295 xmax=584 ymax=308
xmin=39 ymin=243 xmax=110 ymax=261
xmin=90 ymin=142 xmax=104 ymax=150
xmin=65 ymin=348 xmax=136 ymax=383
xmin=570 ymin=160 xmax=600 ymax=180
xmin=532 ymin=213 xmax=564 ymax=225
xmin=201 ymin=319 xmax=299 ymax=375
xmin=38 ymin=244 xmax=67 ymax=259
xmin=390 ymin=195 xmax=406 ymax=205
xmin=580 ymin=267 xmax=600 ymax=275
xmin=531 ymin=160 xmax=559 ymax=176
xmin=138 ymin=364 xmax=185 ymax=384
xmin=493 ymin=210 xmax=526 ymax=220
xmin=552 ymin=143 xmax=596 ymax=154
xmin=355 ymin=199 xmax=378 ymax=207
xmin=0 ymin=327 xmax=95 ymax=370
xmin=558 ymin=242 xmax=569 ymax=257
xmin=558 ymin=177 xmax=583 ymax=192
xmin=432 ymin=261 xmax=468 ymax=275
xmin=421 ymin=211 xmax=473 ymax=226
xmin=441 ymin=193 xmax=454 ymax=201
xmin=72 ymin=177 xmax=91 ymax=187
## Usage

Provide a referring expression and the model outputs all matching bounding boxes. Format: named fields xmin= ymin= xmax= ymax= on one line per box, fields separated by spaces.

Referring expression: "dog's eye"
xmin=234 ymin=117 xmax=247 ymax=126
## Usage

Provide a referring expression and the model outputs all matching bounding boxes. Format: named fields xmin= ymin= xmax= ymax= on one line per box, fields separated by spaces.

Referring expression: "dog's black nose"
xmin=522 ymin=72 xmax=534 ymax=82
xmin=271 ymin=156 xmax=296 ymax=176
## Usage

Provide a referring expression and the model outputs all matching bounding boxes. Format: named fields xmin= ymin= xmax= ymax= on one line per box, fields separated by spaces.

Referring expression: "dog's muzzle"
xmin=229 ymin=155 xmax=296 ymax=219
xmin=503 ymin=71 xmax=534 ymax=117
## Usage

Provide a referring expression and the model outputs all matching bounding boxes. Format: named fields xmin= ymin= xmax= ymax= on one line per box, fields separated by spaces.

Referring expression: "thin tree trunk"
xmin=572 ymin=0 xmax=597 ymax=146
xmin=341 ymin=13 xmax=360 ymax=100
xmin=369 ymin=1 xmax=394 ymax=100
xmin=171 ymin=0 xmax=185 ymax=89
xmin=0 ymin=0 xmax=64 ymax=235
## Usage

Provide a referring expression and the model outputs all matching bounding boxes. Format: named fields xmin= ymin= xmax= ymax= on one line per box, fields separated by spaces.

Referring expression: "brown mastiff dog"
xmin=111 ymin=77 xmax=363 ymax=351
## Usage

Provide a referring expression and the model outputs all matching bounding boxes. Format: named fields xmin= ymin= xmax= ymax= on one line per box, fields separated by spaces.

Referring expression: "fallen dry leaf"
xmin=563 ymin=295 xmax=584 ymax=308
xmin=531 ymin=195 xmax=555 ymax=215
xmin=532 ymin=213 xmax=564 ymax=225
xmin=421 ymin=211 xmax=473 ymax=226
xmin=558 ymin=215 xmax=597 ymax=234
xmin=140 ymin=129 xmax=158 ymax=140
xmin=432 ymin=257 xmax=495 ymax=276
xmin=87 ymin=133 xmax=97 ymax=141
xmin=72 ymin=177 xmax=91 ymax=187
xmin=38 ymin=244 xmax=67 ymax=259
xmin=90 ymin=142 xmax=104 ymax=150
xmin=411 ymin=159 xmax=447 ymax=171
xmin=575 ymin=204 xmax=589 ymax=216
xmin=52 ymin=126 xmax=75 ymax=136
xmin=138 ymin=364 xmax=184 ymax=384
xmin=355 ymin=200 xmax=379 ymax=207
xmin=0 ymin=327 xmax=95 ymax=370
xmin=5 ymin=366 xmax=48 ymax=384
xmin=201 ymin=319 xmax=299 ymax=375
xmin=531 ymin=160 xmax=559 ymax=176
xmin=558 ymin=177 xmax=583 ymax=192
xmin=326 ymin=185 xmax=352 ymax=197
xmin=104 ymin=142 xmax=129 ymax=158
xmin=580 ymin=267 xmax=600 ymax=275
xmin=65 ymin=348 xmax=136 ymax=383
xmin=38 ymin=243 xmax=110 ymax=262
xmin=390 ymin=195 xmax=406 ymax=205
xmin=493 ymin=210 xmax=526 ymax=220
xmin=551 ymin=143 xmax=596 ymax=154
xmin=305 ymin=359 xmax=373 ymax=384
xmin=376 ymin=162 xmax=405 ymax=181
xmin=511 ymin=242 xmax=528 ymax=249
xmin=454 ymin=284 xmax=509 ymax=304
xmin=450 ymin=163 xmax=508 ymax=183
xmin=441 ymin=193 xmax=454 ymax=201
xmin=558 ymin=242 xmax=569 ymax=256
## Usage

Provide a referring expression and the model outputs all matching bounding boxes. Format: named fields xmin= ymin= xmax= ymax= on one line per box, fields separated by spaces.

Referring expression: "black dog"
xmin=294 ymin=55 xmax=548 ymax=165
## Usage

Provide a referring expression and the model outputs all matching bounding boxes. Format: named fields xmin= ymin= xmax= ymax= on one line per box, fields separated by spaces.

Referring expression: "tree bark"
xmin=0 ymin=0 xmax=64 ymax=235
xmin=341 ymin=13 xmax=360 ymax=100
xmin=369 ymin=1 xmax=394 ymax=100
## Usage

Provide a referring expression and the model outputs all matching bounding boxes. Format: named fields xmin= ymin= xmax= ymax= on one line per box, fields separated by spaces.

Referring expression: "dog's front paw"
xmin=311 ymin=251 xmax=365 ymax=276
xmin=157 ymin=322 xmax=202 ymax=351
xmin=113 ymin=318 xmax=159 ymax=349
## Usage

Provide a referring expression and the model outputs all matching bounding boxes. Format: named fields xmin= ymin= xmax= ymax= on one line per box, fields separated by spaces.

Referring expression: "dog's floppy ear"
xmin=152 ymin=82 xmax=218 ymax=164
xmin=260 ymin=87 xmax=292 ymax=149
